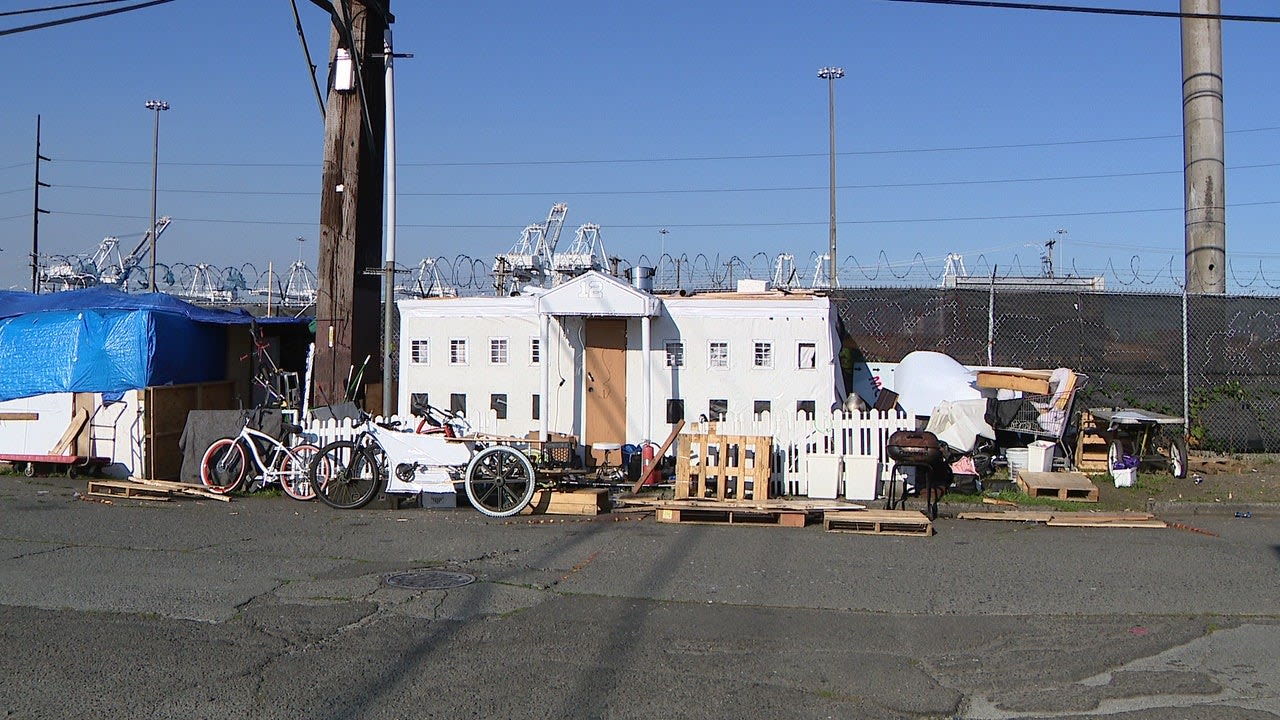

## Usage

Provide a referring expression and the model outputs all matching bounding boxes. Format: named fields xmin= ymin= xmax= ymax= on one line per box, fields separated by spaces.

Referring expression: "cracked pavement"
xmin=1 ymin=475 xmax=1277 ymax=719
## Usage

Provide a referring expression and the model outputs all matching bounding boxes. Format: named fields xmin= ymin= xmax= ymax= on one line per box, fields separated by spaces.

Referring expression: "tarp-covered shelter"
xmin=0 ymin=287 xmax=267 ymax=403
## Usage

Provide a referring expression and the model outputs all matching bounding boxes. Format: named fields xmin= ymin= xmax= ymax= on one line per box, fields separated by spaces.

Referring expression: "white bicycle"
xmin=198 ymin=411 xmax=322 ymax=500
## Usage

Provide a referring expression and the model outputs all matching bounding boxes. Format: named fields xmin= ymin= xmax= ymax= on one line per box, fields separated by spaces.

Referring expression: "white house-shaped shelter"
xmin=396 ymin=271 xmax=846 ymax=459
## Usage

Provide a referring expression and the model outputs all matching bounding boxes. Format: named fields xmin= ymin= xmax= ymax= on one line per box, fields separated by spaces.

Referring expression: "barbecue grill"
xmin=885 ymin=429 xmax=951 ymax=519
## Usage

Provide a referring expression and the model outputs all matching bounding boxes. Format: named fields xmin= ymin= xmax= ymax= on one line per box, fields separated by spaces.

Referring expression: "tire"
xmin=310 ymin=440 xmax=382 ymax=510
xmin=279 ymin=443 xmax=320 ymax=501
xmin=1106 ymin=438 xmax=1130 ymax=473
xmin=23 ymin=461 xmax=36 ymax=478
xmin=1160 ymin=433 xmax=1189 ymax=479
xmin=200 ymin=438 xmax=247 ymax=494
xmin=464 ymin=445 xmax=536 ymax=518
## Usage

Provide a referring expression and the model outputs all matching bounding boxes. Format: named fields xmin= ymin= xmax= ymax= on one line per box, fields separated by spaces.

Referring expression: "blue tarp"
xmin=0 ymin=287 xmax=273 ymax=402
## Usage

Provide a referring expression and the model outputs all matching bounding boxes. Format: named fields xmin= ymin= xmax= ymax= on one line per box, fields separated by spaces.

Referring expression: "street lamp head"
xmin=817 ymin=67 xmax=845 ymax=80
xmin=145 ymin=100 xmax=170 ymax=112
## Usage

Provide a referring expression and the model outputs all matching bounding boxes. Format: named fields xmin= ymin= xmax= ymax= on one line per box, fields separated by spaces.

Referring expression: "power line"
xmin=0 ymin=0 xmax=176 ymax=37
xmin=38 ymin=125 xmax=1280 ymax=168
xmin=882 ymin=0 xmax=1280 ymax=23
xmin=42 ymin=160 xmax=1280 ymax=198
xmin=1 ymin=1 xmax=137 ymax=18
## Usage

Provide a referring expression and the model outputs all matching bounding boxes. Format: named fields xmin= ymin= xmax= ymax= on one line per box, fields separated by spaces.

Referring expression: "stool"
xmin=591 ymin=442 xmax=623 ymax=481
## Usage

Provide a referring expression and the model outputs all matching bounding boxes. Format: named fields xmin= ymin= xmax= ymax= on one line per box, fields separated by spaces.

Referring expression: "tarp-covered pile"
xmin=0 ymin=287 xmax=260 ymax=403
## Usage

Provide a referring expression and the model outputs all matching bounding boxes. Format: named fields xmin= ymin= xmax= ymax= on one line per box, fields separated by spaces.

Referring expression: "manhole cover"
xmin=383 ymin=569 xmax=476 ymax=590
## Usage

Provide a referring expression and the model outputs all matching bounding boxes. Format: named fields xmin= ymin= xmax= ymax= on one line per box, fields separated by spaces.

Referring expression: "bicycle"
xmin=199 ymin=409 xmax=323 ymax=500
xmin=307 ymin=404 xmax=537 ymax=517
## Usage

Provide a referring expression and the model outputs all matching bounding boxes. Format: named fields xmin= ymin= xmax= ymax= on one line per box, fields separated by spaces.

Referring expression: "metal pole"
xmin=145 ymin=99 xmax=168 ymax=291
xmin=32 ymin=115 xmax=49 ymax=294
xmin=382 ymin=29 xmax=398 ymax=416
xmin=818 ymin=67 xmax=844 ymax=288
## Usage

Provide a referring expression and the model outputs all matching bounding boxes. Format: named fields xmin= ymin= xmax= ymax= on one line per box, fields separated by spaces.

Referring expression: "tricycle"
xmin=1087 ymin=407 xmax=1189 ymax=479
xmin=306 ymin=405 xmax=538 ymax=517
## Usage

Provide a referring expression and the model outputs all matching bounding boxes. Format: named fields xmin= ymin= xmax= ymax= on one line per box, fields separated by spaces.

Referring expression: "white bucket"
xmin=1111 ymin=467 xmax=1137 ymax=488
xmin=1006 ymin=448 xmax=1029 ymax=478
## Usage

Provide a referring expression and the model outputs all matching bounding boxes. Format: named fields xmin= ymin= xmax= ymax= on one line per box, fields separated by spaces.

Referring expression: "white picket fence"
xmin=300 ymin=409 xmax=913 ymax=499
xmin=684 ymin=410 xmax=914 ymax=497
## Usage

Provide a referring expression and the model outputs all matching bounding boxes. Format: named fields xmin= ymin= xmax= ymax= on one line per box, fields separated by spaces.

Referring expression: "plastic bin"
xmin=1111 ymin=467 xmax=1137 ymax=488
xmin=1006 ymin=448 xmax=1029 ymax=478
xmin=1027 ymin=440 xmax=1055 ymax=472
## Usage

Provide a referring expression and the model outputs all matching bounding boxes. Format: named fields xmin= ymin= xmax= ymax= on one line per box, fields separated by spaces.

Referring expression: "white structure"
xmin=397 ymin=271 xmax=847 ymax=454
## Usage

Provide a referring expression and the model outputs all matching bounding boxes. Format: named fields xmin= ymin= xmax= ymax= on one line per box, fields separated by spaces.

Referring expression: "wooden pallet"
xmin=86 ymin=480 xmax=171 ymax=502
xmin=823 ymin=509 xmax=933 ymax=536
xmin=674 ymin=432 xmax=772 ymax=502
xmin=521 ymin=488 xmax=609 ymax=516
xmin=654 ymin=501 xmax=810 ymax=527
xmin=1016 ymin=471 xmax=1099 ymax=502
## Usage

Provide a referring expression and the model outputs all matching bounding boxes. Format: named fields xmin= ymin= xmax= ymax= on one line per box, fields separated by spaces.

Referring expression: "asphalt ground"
xmin=1 ymin=475 xmax=1277 ymax=720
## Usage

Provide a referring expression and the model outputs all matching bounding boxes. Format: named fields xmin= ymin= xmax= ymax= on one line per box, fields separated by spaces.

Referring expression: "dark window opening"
xmin=491 ymin=393 xmax=507 ymax=420
xmin=450 ymin=393 xmax=467 ymax=417
xmin=666 ymin=399 xmax=684 ymax=424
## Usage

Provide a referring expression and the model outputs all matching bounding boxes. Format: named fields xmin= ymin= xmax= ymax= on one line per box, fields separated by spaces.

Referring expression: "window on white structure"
xmin=665 ymin=341 xmax=684 ymax=368
xmin=490 ymin=337 xmax=509 ymax=365
xmin=709 ymin=398 xmax=728 ymax=421
xmin=754 ymin=400 xmax=771 ymax=418
xmin=666 ymin=399 xmax=684 ymax=423
xmin=796 ymin=400 xmax=815 ymax=419
xmin=797 ymin=342 xmax=817 ymax=369
xmin=410 ymin=393 xmax=429 ymax=416
xmin=449 ymin=338 xmax=468 ymax=365
xmin=753 ymin=341 xmax=773 ymax=369
xmin=530 ymin=337 xmax=541 ymax=365
xmin=491 ymin=394 xmax=507 ymax=420
xmin=531 ymin=394 xmax=540 ymax=421
xmin=708 ymin=341 xmax=729 ymax=369
xmin=410 ymin=339 xmax=429 ymax=365
xmin=450 ymin=393 xmax=467 ymax=416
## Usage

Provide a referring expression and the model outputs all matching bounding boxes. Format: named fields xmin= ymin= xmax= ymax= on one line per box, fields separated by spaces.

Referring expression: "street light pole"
xmin=818 ymin=67 xmax=844 ymax=288
xmin=145 ymin=99 xmax=169 ymax=291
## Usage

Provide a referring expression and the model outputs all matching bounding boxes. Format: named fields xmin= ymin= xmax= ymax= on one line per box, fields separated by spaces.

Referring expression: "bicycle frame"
xmin=233 ymin=425 xmax=305 ymax=487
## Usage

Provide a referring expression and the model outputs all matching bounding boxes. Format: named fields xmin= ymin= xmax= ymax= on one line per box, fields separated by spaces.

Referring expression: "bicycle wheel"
xmin=464 ymin=445 xmax=536 ymax=518
xmin=279 ymin=443 xmax=320 ymax=501
xmin=310 ymin=440 xmax=382 ymax=509
xmin=200 ymin=438 xmax=247 ymax=494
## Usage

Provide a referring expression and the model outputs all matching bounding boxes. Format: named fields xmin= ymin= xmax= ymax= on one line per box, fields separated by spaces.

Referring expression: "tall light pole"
xmin=818 ymin=67 xmax=844 ymax=288
xmin=145 ymin=99 xmax=169 ymax=291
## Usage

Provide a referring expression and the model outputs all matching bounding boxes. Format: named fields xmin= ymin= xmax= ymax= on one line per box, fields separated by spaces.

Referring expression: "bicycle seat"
xmin=283 ymin=422 xmax=304 ymax=435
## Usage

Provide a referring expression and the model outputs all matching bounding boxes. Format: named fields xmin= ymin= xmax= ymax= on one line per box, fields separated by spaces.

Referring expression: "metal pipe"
xmin=818 ymin=67 xmax=844 ymax=288
xmin=382 ymin=28 xmax=398 ymax=416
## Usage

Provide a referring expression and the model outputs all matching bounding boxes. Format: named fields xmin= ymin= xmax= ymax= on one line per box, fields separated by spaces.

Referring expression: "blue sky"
xmin=1 ymin=0 xmax=1278 ymax=294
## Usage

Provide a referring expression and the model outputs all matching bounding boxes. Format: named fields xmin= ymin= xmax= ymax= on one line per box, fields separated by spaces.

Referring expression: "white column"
xmin=642 ymin=315 xmax=652 ymax=444
xmin=540 ymin=312 xmax=550 ymax=441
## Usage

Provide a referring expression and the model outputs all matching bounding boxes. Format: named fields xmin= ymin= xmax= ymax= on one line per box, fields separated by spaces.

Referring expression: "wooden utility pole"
xmin=313 ymin=1 xmax=390 ymax=408
xmin=1181 ymin=0 xmax=1226 ymax=294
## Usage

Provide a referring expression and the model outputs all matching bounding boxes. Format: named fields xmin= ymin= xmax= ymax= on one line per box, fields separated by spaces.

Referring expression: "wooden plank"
xmin=49 ymin=409 xmax=90 ymax=456
xmin=631 ymin=419 xmax=684 ymax=494
xmin=133 ymin=478 xmax=233 ymax=502
xmin=86 ymin=480 xmax=170 ymax=502
xmin=0 ymin=412 xmax=39 ymax=421
xmin=1047 ymin=513 xmax=1165 ymax=528
xmin=957 ymin=510 xmax=1056 ymax=523
xmin=975 ymin=371 xmax=1051 ymax=395
xmin=823 ymin=509 xmax=933 ymax=536
xmin=522 ymin=489 xmax=608 ymax=516
xmin=1016 ymin=471 xmax=1099 ymax=502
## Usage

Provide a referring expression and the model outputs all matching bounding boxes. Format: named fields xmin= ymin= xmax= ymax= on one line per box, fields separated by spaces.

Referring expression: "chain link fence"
xmin=830 ymin=287 xmax=1280 ymax=453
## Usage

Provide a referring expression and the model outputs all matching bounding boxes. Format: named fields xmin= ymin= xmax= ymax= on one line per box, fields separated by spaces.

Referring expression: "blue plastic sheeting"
xmin=0 ymin=287 xmax=281 ymax=402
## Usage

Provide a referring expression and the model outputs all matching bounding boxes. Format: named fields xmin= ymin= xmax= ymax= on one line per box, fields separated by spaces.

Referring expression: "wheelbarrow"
xmin=1087 ymin=407 xmax=1189 ymax=479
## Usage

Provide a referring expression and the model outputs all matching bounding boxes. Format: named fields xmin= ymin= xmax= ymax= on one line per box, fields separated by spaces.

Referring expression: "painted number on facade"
xmin=578 ymin=280 xmax=605 ymax=299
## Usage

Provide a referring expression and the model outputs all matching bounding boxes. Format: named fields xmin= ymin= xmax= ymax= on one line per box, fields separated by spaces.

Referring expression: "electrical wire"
xmin=881 ymin=0 xmax=1280 ymax=23
xmin=0 ymin=0 xmax=134 ymax=18
xmin=0 ymin=0 xmax=175 ymax=36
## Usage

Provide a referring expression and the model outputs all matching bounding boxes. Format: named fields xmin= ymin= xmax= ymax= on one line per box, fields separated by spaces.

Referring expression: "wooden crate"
xmin=655 ymin=501 xmax=808 ymax=527
xmin=823 ymin=509 xmax=933 ymax=536
xmin=521 ymin=488 xmax=609 ymax=516
xmin=674 ymin=432 xmax=771 ymax=502
xmin=1016 ymin=471 xmax=1099 ymax=502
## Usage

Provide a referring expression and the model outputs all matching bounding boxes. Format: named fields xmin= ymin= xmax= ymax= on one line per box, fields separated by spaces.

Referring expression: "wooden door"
xmin=583 ymin=319 xmax=627 ymax=463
